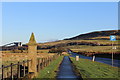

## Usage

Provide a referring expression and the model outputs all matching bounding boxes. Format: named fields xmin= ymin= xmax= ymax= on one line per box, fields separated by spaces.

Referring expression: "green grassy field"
xmin=70 ymin=57 xmax=120 ymax=79
xmin=34 ymin=56 xmax=63 ymax=79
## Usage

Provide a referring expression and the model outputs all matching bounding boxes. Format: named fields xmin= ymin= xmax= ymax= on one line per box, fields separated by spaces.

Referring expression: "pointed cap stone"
xmin=28 ymin=32 xmax=37 ymax=45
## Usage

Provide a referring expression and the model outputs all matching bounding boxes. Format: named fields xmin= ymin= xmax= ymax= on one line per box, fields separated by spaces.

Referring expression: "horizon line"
xmin=1 ymin=29 xmax=119 ymax=46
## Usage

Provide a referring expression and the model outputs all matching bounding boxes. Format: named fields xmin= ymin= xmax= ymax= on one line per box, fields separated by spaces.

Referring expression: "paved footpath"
xmin=56 ymin=56 xmax=82 ymax=80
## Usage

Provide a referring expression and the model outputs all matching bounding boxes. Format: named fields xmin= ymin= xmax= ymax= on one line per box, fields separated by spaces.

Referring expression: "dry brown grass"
xmin=90 ymin=36 xmax=120 ymax=40
xmin=2 ymin=52 xmax=55 ymax=66
xmin=66 ymin=45 xmax=119 ymax=53
xmin=38 ymin=40 xmax=119 ymax=46
xmin=37 ymin=49 xmax=49 ymax=53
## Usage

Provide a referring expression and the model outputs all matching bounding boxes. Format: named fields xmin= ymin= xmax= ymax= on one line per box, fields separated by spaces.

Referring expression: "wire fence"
xmin=0 ymin=54 xmax=58 ymax=80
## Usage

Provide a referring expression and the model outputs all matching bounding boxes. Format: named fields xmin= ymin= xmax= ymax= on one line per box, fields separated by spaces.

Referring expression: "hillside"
xmin=1 ymin=30 xmax=120 ymax=54
xmin=64 ymin=30 xmax=120 ymax=40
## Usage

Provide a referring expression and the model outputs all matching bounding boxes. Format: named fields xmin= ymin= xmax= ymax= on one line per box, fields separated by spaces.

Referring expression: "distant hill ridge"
xmin=64 ymin=30 xmax=120 ymax=40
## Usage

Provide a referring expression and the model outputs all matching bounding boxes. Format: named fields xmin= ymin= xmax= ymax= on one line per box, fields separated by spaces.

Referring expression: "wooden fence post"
xmin=23 ymin=61 xmax=25 ymax=77
xmin=17 ymin=62 xmax=20 ymax=78
xmin=2 ymin=65 xmax=4 ymax=80
xmin=43 ymin=58 xmax=45 ymax=67
xmin=46 ymin=58 xmax=47 ymax=66
xmin=46 ymin=58 xmax=48 ymax=66
xmin=11 ymin=63 xmax=13 ymax=79
xmin=45 ymin=58 xmax=46 ymax=67
xmin=51 ymin=56 xmax=52 ymax=61
xmin=76 ymin=56 xmax=79 ymax=61
xmin=38 ymin=59 xmax=40 ymax=72
xmin=50 ymin=56 xmax=51 ymax=62
xmin=27 ymin=60 xmax=29 ymax=74
xmin=46 ymin=57 xmax=48 ymax=66
xmin=42 ymin=58 xmax=44 ymax=69
xmin=53 ymin=55 xmax=55 ymax=60
xmin=45 ymin=58 xmax=47 ymax=66
xmin=48 ymin=56 xmax=50 ymax=65
xmin=44 ymin=58 xmax=46 ymax=67
xmin=43 ymin=58 xmax=44 ymax=67
xmin=6 ymin=72 xmax=8 ymax=79
xmin=45 ymin=58 xmax=47 ymax=67
xmin=54 ymin=55 xmax=55 ymax=60
xmin=39 ymin=59 xmax=42 ymax=69
xmin=41 ymin=58 xmax=43 ymax=69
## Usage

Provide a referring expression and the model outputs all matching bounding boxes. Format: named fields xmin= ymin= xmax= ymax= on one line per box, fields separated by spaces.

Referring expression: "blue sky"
xmin=2 ymin=2 xmax=118 ymax=45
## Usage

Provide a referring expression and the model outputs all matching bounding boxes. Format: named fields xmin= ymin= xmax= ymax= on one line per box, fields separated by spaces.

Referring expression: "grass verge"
xmin=70 ymin=57 xmax=120 ymax=79
xmin=34 ymin=56 xmax=63 ymax=79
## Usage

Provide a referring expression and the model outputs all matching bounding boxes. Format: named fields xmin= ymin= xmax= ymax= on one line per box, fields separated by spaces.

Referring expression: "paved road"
xmin=70 ymin=52 xmax=120 ymax=67
xmin=56 ymin=56 xmax=82 ymax=80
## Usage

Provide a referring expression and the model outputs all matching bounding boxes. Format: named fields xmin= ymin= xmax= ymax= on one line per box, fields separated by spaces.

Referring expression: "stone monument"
xmin=27 ymin=32 xmax=37 ymax=76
